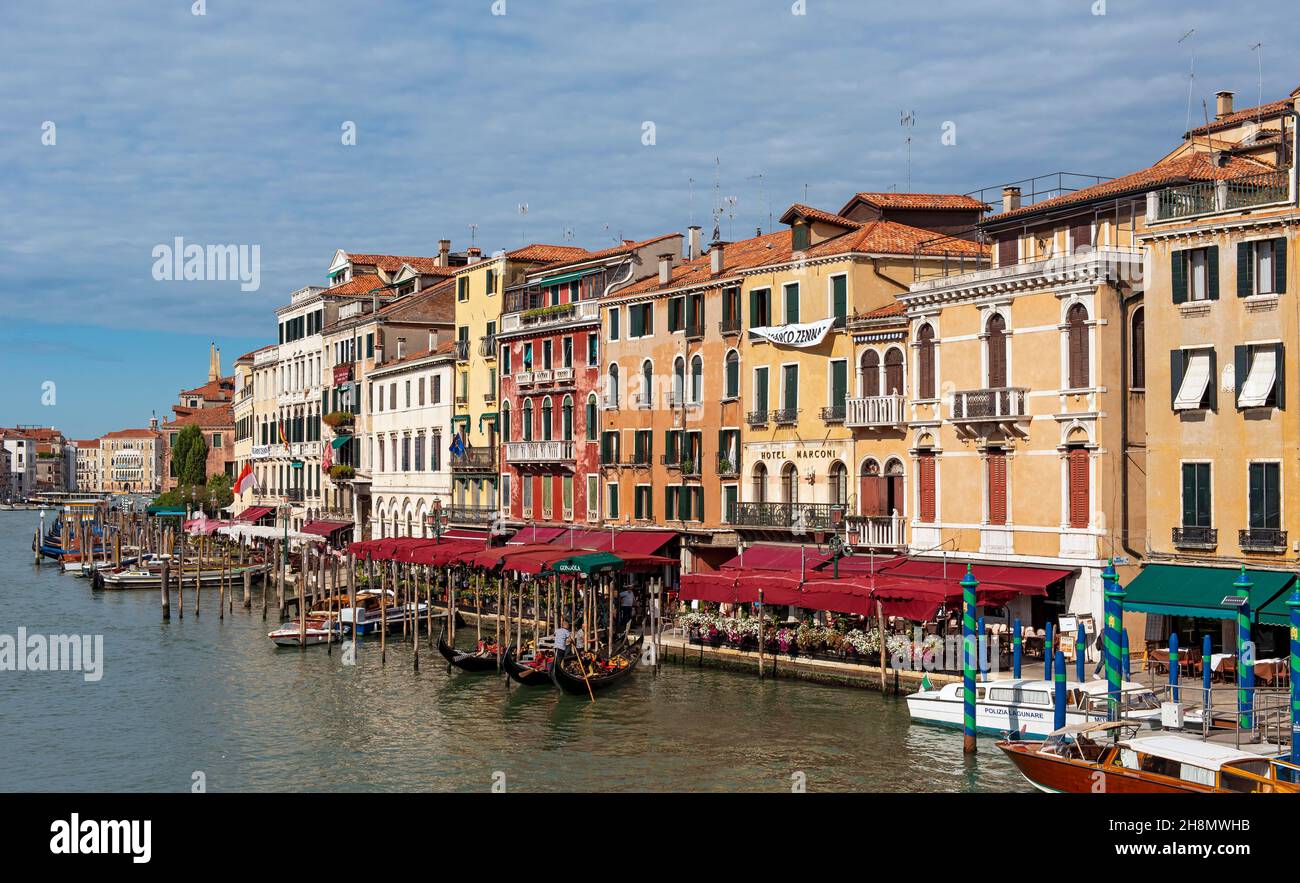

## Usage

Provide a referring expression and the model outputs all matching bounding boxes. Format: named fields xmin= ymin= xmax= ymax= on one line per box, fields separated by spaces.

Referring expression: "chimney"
xmin=687 ymin=225 xmax=702 ymax=261
xmin=1002 ymin=186 xmax=1022 ymax=213
xmin=437 ymin=239 xmax=451 ymax=267
xmin=466 ymin=246 xmax=482 ymax=265
xmin=658 ymin=253 xmax=673 ymax=285
xmin=396 ymin=337 xmax=406 ymax=360
xmin=428 ymin=330 xmax=436 ymax=352
xmin=1216 ymin=90 xmax=1234 ymax=120
xmin=710 ymin=241 xmax=726 ymax=275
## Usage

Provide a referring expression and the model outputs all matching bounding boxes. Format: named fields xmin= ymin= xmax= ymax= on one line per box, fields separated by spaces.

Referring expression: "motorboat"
xmin=268 ymin=618 xmax=339 ymax=647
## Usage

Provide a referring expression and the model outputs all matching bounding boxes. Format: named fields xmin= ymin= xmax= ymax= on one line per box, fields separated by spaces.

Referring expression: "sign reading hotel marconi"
xmin=748 ymin=318 xmax=835 ymax=348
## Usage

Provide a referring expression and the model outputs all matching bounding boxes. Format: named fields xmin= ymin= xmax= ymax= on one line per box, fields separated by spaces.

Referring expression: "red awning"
xmin=509 ymin=526 xmax=569 ymax=544
xmin=735 ymin=572 xmax=805 ymax=606
xmin=680 ymin=572 xmax=739 ymax=604
xmin=499 ymin=547 xmax=578 ymax=575
xmin=235 ymin=506 xmax=273 ymax=524
xmin=612 ymin=553 xmax=676 ymax=572
xmin=884 ymin=559 xmax=1072 ymax=592
xmin=440 ymin=528 xmax=492 ymax=541
xmin=816 ymin=554 xmax=907 ymax=575
xmin=407 ymin=539 xmax=484 ymax=567
xmin=469 ymin=543 xmax=556 ymax=571
xmin=300 ymin=520 xmax=353 ymax=538
xmin=720 ymin=543 xmax=833 ymax=573
xmin=546 ymin=528 xmax=677 ymax=555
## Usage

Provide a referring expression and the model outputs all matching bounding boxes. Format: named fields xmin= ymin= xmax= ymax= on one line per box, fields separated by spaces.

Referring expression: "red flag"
xmin=233 ymin=462 xmax=258 ymax=494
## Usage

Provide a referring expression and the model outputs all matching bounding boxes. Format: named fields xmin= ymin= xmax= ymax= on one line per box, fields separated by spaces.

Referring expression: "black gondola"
xmin=503 ymin=644 xmax=555 ymax=687
xmin=551 ymin=635 xmax=644 ymax=695
xmin=437 ymin=628 xmax=501 ymax=673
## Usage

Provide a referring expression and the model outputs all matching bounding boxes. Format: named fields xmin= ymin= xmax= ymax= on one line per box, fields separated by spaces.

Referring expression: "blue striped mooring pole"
xmin=1202 ymin=633 xmax=1212 ymax=711
xmin=1075 ymin=621 xmax=1086 ymax=682
xmin=1287 ymin=589 xmax=1299 ymax=767
xmin=1102 ymin=561 xmax=1125 ymax=720
xmin=1235 ymin=567 xmax=1254 ymax=732
xmin=961 ymin=565 xmax=978 ymax=754
xmin=1013 ymin=616 xmax=1022 ymax=679
xmin=1168 ymin=631 xmax=1180 ymax=702
xmin=1053 ymin=650 xmax=1067 ymax=731
xmin=1044 ymin=621 xmax=1054 ymax=681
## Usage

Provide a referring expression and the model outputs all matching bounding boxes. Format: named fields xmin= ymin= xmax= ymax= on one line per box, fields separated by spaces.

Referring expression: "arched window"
xmin=585 ymin=393 xmax=598 ymax=440
xmin=1067 ymin=303 xmax=1089 ymax=389
xmin=1131 ymin=306 xmax=1145 ymax=389
xmin=986 ymin=314 xmax=1007 ymax=388
xmin=724 ymin=350 xmax=740 ymax=399
xmin=672 ymin=356 xmax=685 ymax=405
xmin=862 ymin=349 xmax=880 ymax=397
xmin=541 ymin=397 xmax=553 ymax=441
xmin=781 ymin=463 xmax=799 ymax=505
xmin=522 ymin=398 xmax=534 ymax=442
xmin=690 ymin=354 xmax=703 ymax=403
xmin=641 ymin=360 xmax=653 ymax=407
xmin=607 ymin=364 xmax=619 ymax=408
xmin=828 ymin=461 xmax=847 ymax=506
xmin=917 ymin=324 xmax=936 ymax=399
xmin=562 ymin=396 xmax=573 ymax=441
xmin=752 ymin=462 xmax=768 ymax=503
xmin=884 ymin=347 xmax=904 ymax=396
xmin=501 ymin=400 xmax=511 ymax=443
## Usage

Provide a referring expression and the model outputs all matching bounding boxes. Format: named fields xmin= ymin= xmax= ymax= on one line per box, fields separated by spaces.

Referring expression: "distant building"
xmin=0 ymin=445 xmax=12 ymax=501
xmin=100 ymin=425 xmax=163 ymax=494
xmin=74 ymin=439 xmax=103 ymax=493
xmin=1 ymin=430 xmax=39 ymax=498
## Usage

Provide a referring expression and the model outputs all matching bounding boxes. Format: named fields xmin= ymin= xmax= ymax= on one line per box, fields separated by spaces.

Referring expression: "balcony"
xmin=515 ymin=371 xmax=534 ymax=387
xmin=1239 ymin=528 xmax=1286 ymax=553
xmin=1172 ymin=526 xmax=1217 ymax=550
xmin=715 ymin=454 xmax=739 ymax=477
xmin=950 ymin=387 xmax=1028 ymax=423
xmin=661 ymin=454 xmax=701 ymax=477
xmin=455 ymin=394 xmax=469 ymax=406
xmin=731 ymin=502 xmax=847 ymax=531
xmin=505 ymin=440 xmax=575 ymax=464
xmin=1153 ymin=170 xmax=1290 ymax=222
xmin=500 ymin=299 xmax=600 ymax=333
xmin=745 ymin=410 xmax=768 ymax=427
xmin=553 ymin=366 xmax=575 ymax=384
xmin=845 ymin=514 xmax=905 ymax=549
xmin=632 ymin=392 xmax=653 ymax=410
xmin=448 ymin=504 xmax=497 ymax=525
xmin=478 ymin=335 xmax=497 ymax=358
xmin=820 ymin=405 xmax=845 ymax=424
xmin=771 ymin=408 xmax=799 ymax=425
xmin=450 ymin=446 xmax=496 ymax=472
xmin=685 ymin=322 xmax=704 ymax=341
xmin=845 ymin=394 xmax=905 ymax=428
xmin=454 ymin=340 xmax=470 ymax=362
xmin=532 ymin=368 xmax=554 ymax=385
xmin=285 ymin=488 xmax=305 ymax=503
xmin=719 ymin=316 xmax=741 ymax=336
xmin=483 ymin=391 xmax=496 ymax=404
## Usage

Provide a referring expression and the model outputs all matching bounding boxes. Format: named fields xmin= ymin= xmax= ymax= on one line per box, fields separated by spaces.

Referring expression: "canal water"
xmin=0 ymin=511 xmax=1028 ymax=792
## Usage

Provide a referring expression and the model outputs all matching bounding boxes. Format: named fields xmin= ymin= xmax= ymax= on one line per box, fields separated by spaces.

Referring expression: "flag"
xmin=449 ymin=431 xmax=466 ymax=458
xmin=277 ymin=420 xmax=288 ymax=445
xmin=920 ymin=673 xmax=933 ymax=691
xmin=233 ymin=462 xmax=259 ymax=495
xmin=321 ymin=441 xmax=333 ymax=473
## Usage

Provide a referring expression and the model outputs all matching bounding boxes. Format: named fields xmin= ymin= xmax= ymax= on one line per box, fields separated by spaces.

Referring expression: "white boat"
xmin=268 ymin=618 xmax=339 ymax=647
xmin=337 ymin=590 xmax=429 ymax=635
xmin=96 ymin=561 xmax=270 ymax=589
xmin=906 ymin=677 xmax=1164 ymax=739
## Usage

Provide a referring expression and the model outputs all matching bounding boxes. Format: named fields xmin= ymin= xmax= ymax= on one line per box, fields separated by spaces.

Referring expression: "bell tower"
xmin=208 ymin=342 xmax=221 ymax=382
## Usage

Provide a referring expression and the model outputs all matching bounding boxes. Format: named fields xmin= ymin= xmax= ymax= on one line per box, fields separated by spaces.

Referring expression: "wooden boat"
xmin=552 ymin=635 xmax=643 ymax=695
xmin=906 ymin=677 xmax=1163 ymax=738
xmin=503 ymin=644 xmax=555 ymax=687
xmin=94 ymin=560 xmax=269 ymax=589
xmin=268 ymin=618 xmax=338 ymax=647
xmin=998 ymin=721 xmax=1300 ymax=793
xmin=437 ymin=628 xmax=501 ymax=672
xmin=336 ymin=590 xmax=430 ymax=635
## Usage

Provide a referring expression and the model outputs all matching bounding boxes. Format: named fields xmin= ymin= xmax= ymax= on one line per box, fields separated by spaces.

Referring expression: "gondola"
xmin=437 ymin=628 xmax=501 ymax=673
xmin=551 ymin=634 xmax=643 ymax=695
xmin=503 ymin=644 xmax=555 ymax=687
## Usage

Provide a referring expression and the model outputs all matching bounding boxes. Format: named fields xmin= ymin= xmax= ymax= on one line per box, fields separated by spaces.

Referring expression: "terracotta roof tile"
xmin=805 ymin=219 xmax=987 ymax=258
xmin=985 ymin=152 xmax=1275 ymax=223
xmin=101 ymin=428 xmax=161 ymax=439
xmin=1186 ymin=97 xmax=1294 ymax=137
xmin=344 ymin=254 xmax=456 ymax=275
xmin=843 ymin=192 xmax=987 ymax=211
xmin=504 ymin=244 xmax=590 ymax=263
xmin=534 ymin=233 xmax=681 ymax=276
xmin=780 ymin=203 xmax=859 ymax=228
xmin=617 ymin=230 xmax=793 ymax=296
xmin=163 ymin=404 xmax=234 ymax=429
xmin=323 ymin=273 xmax=387 ymax=296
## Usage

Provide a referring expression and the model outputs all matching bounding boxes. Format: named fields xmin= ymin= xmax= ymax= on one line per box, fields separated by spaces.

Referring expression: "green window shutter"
xmin=783 ymin=365 xmax=798 ymax=410
xmin=1274 ymin=343 xmax=1285 ymax=410
xmin=630 ymin=305 xmax=644 ymax=337
xmin=1234 ymin=345 xmax=1248 ymax=407
xmin=1206 ymin=246 xmax=1219 ymax=300
xmin=678 ymin=485 xmax=689 ymax=520
xmin=1249 ymin=463 xmax=1264 ymax=529
xmin=833 ymin=276 xmax=847 ymax=322
xmin=1181 ymin=464 xmax=1195 ymax=527
xmin=755 ymin=369 xmax=768 ymax=413
xmin=1169 ymin=349 xmax=1184 ymax=411
xmin=831 ymin=361 xmax=847 ymax=407
xmin=1237 ymin=241 xmax=1254 ymax=297
xmin=1205 ymin=347 xmax=1217 ymax=410
xmin=1171 ymin=251 xmax=1187 ymax=304
xmin=785 ymin=284 xmax=800 ymax=323
xmin=1275 ymin=238 xmax=1288 ymax=294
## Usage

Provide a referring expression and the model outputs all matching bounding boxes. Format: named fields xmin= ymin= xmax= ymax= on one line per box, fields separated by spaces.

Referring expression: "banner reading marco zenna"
xmin=747 ymin=318 xmax=836 ymax=348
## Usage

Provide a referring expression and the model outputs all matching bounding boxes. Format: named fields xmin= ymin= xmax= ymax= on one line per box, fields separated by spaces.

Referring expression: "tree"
xmin=171 ymin=425 xmax=208 ymax=487
xmin=205 ymin=473 xmax=233 ymax=514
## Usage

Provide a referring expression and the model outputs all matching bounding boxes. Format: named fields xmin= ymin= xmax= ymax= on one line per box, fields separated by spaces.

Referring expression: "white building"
xmin=367 ymin=341 xmax=457 ymax=538
xmin=74 ymin=440 xmax=103 ymax=492
xmin=1 ymin=433 xmax=36 ymax=499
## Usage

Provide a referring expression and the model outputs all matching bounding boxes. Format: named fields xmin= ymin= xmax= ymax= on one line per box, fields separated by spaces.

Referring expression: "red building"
xmin=497 ymin=235 xmax=680 ymax=528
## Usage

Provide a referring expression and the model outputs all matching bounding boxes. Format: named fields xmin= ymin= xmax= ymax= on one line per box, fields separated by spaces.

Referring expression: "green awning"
xmin=146 ymin=505 xmax=187 ymax=517
xmin=1124 ymin=564 xmax=1295 ymax=623
xmin=330 ymin=434 xmax=352 ymax=449
xmin=536 ymin=268 xmax=599 ymax=288
xmin=1257 ymin=585 xmax=1300 ymax=627
xmin=549 ymin=551 xmax=623 ymax=577
xmin=478 ymin=412 xmax=498 ymax=428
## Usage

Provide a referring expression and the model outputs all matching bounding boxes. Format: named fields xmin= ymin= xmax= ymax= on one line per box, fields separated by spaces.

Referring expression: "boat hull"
xmin=437 ymin=630 xmax=500 ymax=673
xmin=503 ymin=645 xmax=553 ymax=687
xmin=552 ymin=635 xmax=643 ymax=695
xmin=998 ymin=742 xmax=1211 ymax=794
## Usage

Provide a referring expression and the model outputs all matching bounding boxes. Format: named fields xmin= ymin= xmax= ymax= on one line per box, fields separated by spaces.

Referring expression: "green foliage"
xmin=322 ymin=411 xmax=354 ymax=428
xmin=150 ymin=473 xmax=232 ymax=516
xmin=171 ymin=424 xmax=208 ymax=487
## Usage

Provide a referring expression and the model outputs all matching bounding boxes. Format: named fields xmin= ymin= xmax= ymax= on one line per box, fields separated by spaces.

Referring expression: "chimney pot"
xmin=438 ymin=239 xmax=451 ymax=267
xmin=1002 ymin=186 xmax=1022 ymax=213
xmin=710 ymin=241 xmax=726 ymax=275
xmin=467 ymin=246 xmax=482 ymax=265
xmin=687 ymin=225 xmax=702 ymax=261
xmin=1216 ymin=90 xmax=1234 ymax=120
xmin=658 ymin=253 xmax=673 ymax=284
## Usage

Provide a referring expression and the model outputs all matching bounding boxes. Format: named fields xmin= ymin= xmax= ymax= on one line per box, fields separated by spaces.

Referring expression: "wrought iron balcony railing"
xmin=820 ymin=404 xmax=846 ymax=423
xmin=453 ymin=340 xmax=470 ymax=362
xmin=450 ymin=446 xmax=496 ymax=472
xmin=731 ymin=502 xmax=846 ymax=531
xmin=478 ymin=335 xmax=497 ymax=358
xmin=1172 ymin=526 xmax=1217 ymax=549
xmin=950 ymin=387 xmax=1029 ymax=421
xmin=448 ymin=504 xmax=497 ymax=524
xmin=719 ymin=316 xmax=741 ymax=335
xmin=1239 ymin=528 xmax=1286 ymax=552
xmin=1154 ymin=170 xmax=1290 ymax=222
xmin=745 ymin=410 xmax=768 ymax=427
xmin=771 ymin=408 xmax=799 ymax=425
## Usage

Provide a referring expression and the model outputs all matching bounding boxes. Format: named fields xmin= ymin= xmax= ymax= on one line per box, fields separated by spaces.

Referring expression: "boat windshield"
xmin=1040 ymin=732 xmax=1109 ymax=762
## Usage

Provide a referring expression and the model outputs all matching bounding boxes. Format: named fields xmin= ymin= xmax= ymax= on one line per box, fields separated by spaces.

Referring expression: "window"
xmin=753 ymin=366 xmax=769 ymax=414
xmin=1237 ymin=238 xmax=1287 ymax=297
xmin=690 ymin=354 xmax=703 ymax=403
xmin=780 ymin=463 xmax=798 ymax=504
xmin=749 ymin=288 xmax=771 ymax=328
xmin=635 ymin=485 xmax=652 ymax=520
xmin=831 ymin=275 xmax=847 ymax=327
xmin=522 ymin=475 xmax=533 ymax=511
xmin=587 ymin=474 xmax=599 ymax=520
xmin=522 ymin=399 xmax=534 ymax=441
xmin=986 ymin=314 xmax=1007 ymax=388
xmin=723 ymin=485 xmax=738 ymax=524
xmin=1248 ymin=462 xmax=1280 ymax=530
xmin=1235 ymin=343 xmax=1283 ymax=409
xmin=828 ymin=461 xmax=847 ymax=506
xmin=501 ymin=401 xmax=511 ymax=442
xmin=724 ymin=350 xmax=740 ymax=398
xmin=1066 ymin=303 xmax=1089 ymax=389
xmin=641 ymin=360 xmax=653 ymax=407
xmin=562 ymin=396 xmax=573 ymax=440
xmin=1181 ymin=462 xmax=1211 ymax=529
xmin=607 ymin=365 xmax=619 ymax=408
xmin=1172 ymin=246 xmax=1219 ymax=303
xmin=401 ymin=436 xmax=410 ymax=471
xmin=783 ymin=282 xmax=800 ymax=324
xmin=485 ymin=268 xmax=496 ymax=295
xmin=830 ymin=359 xmax=847 ymax=415
xmin=601 ymin=431 xmax=620 ymax=464
xmin=1067 ymin=446 xmax=1089 ymax=529
xmin=212 ymin=433 xmax=222 ymax=448
xmin=672 ymin=357 xmax=685 ymax=405
xmin=542 ymin=475 xmax=553 ymax=513
xmin=587 ymin=332 xmax=599 ymax=366
xmin=431 ymin=431 xmax=441 ymax=471
xmin=918 ymin=450 xmax=936 ymax=522
xmin=542 ymin=340 xmax=552 ymax=370
xmin=563 ymin=475 xmax=573 ymax=516
xmin=457 ymin=277 xmax=468 ymax=301
xmin=541 ymin=398 xmax=553 ymax=441
xmin=986 ymin=448 xmax=1007 ymax=525
xmin=523 ymin=342 xmax=533 ymax=370
xmin=563 ymin=336 xmax=573 ymax=369
xmin=501 ymin=345 xmax=511 ymax=376
xmin=586 ymin=394 xmax=597 ymax=441
xmin=752 ymin=462 xmax=768 ymax=503
xmin=883 ymin=347 xmax=904 ymax=396
xmin=1131 ymin=307 xmax=1146 ymax=389
xmin=781 ymin=364 xmax=798 ymax=413
xmin=791 ymin=222 xmax=810 ymax=252
xmin=629 ymin=302 xmax=653 ymax=338
xmin=414 ymin=434 xmax=424 ymax=472
xmin=668 ymin=297 xmax=684 ymax=332
xmin=917 ymin=324 xmax=936 ymax=399
xmin=1171 ymin=348 xmax=1216 ymax=411
xmin=722 ymin=286 xmax=740 ymax=328
xmin=608 ymin=307 xmax=621 ymax=341
xmin=606 ymin=483 xmax=620 ymax=520
xmin=998 ymin=236 xmax=1018 ymax=268
xmin=432 ymin=375 xmax=442 ymax=404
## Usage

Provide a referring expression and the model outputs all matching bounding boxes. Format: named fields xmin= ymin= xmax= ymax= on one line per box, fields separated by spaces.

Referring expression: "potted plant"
xmin=322 ymin=411 xmax=354 ymax=428
xmin=328 ymin=464 xmax=355 ymax=480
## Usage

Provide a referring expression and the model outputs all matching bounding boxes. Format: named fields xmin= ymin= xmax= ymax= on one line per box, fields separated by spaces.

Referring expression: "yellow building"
xmin=447 ymin=243 xmax=588 ymax=528
xmin=1131 ymin=88 xmax=1299 ymax=654
xmin=733 ymin=198 xmax=985 ymax=554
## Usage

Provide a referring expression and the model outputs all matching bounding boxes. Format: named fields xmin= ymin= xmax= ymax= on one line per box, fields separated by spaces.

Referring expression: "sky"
xmin=1 ymin=0 xmax=1297 ymax=438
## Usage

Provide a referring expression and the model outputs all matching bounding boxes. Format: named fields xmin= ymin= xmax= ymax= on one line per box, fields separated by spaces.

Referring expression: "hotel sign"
xmin=250 ymin=445 xmax=273 ymax=460
xmin=333 ymin=363 xmax=353 ymax=385
xmin=748 ymin=318 xmax=835 ymax=348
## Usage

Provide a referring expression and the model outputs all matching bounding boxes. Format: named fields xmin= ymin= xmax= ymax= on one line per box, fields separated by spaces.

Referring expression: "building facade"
xmin=101 ymin=427 xmax=163 ymax=494
xmin=74 ymin=439 xmax=103 ymax=492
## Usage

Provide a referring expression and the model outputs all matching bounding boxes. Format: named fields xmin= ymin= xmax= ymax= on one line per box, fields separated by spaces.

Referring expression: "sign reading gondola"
xmin=748 ymin=317 xmax=835 ymax=348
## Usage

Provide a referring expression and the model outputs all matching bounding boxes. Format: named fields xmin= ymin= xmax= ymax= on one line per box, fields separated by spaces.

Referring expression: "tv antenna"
xmin=1249 ymin=42 xmax=1263 ymax=117
xmin=687 ymin=176 xmax=696 ymax=227
xmin=900 ymin=110 xmax=916 ymax=192
xmin=468 ymin=223 xmax=478 ymax=246
xmin=1179 ymin=29 xmax=1197 ymax=133
xmin=517 ymin=202 xmax=529 ymax=245
xmin=747 ymin=172 xmax=770 ymax=235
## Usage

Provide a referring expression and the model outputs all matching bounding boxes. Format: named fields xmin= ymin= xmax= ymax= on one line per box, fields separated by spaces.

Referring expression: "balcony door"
xmin=986 ymin=314 xmax=1007 ymax=388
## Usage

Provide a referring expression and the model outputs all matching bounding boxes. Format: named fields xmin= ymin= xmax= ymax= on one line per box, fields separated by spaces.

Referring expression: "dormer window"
xmin=791 ymin=221 xmax=810 ymax=252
